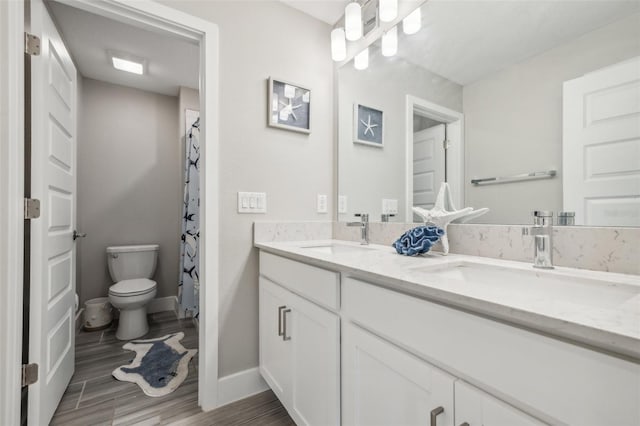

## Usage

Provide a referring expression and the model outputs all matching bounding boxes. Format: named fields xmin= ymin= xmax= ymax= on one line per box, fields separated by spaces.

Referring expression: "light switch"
xmin=238 ymin=192 xmax=267 ymax=213
xmin=338 ymin=196 xmax=348 ymax=214
xmin=317 ymin=194 xmax=328 ymax=213
xmin=382 ymin=198 xmax=398 ymax=214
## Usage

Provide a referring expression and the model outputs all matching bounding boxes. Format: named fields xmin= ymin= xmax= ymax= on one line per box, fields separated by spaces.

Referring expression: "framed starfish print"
xmin=268 ymin=77 xmax=311 ymax=134
xmin=354 ymin=103 xmax=384 ymax=147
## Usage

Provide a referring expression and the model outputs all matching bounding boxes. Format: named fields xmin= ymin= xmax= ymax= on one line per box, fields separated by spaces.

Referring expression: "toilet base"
xmin=116 ymin=306 xmax=149 ymax=340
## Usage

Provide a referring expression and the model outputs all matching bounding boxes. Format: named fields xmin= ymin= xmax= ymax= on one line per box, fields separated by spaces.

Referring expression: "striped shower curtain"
xmin=178 ymin=109 xmax=200 ymax=317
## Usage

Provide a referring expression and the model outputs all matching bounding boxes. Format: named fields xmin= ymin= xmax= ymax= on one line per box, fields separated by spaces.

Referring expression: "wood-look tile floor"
xmin=51 ymin=311 xmax=295 ymax=426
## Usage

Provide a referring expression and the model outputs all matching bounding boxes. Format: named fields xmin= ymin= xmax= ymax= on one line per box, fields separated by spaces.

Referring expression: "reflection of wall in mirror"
xmin=339 ymin=55 xmax=462 ymax=222
xmin=464 ymin=13 xmax=640 ymax=225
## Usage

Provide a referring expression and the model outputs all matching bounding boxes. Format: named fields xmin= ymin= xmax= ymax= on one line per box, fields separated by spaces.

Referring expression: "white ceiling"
xmin=394 ymin=0 xmax=640 ymax=86
xmin=279 ymin=0 xmax=349 ymax=24
xmin=48 ymin=1 xmax=199 ymax=96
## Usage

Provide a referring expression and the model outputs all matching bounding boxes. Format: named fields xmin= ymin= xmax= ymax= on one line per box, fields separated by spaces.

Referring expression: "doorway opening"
xmin=18 ymin=1 xmax=219 ymax=424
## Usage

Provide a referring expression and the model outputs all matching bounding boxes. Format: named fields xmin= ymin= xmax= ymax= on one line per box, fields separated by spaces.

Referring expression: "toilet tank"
xmin=107 ymin=244 xmax=159 ymax=282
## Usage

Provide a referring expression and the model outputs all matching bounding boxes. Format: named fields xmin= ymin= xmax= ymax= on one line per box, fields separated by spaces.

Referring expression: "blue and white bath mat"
xmin=112 ymin=332 xmax=197 ymax=397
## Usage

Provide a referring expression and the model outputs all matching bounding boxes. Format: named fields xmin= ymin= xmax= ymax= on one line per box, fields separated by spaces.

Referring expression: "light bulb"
xmin=331 ymin=28 xmax=346 ymax=61
xmin=403 ymin=7 xmax=421 ymax=35
xmin=354 ymin=47 xmax=368 ymax=70
xmin=381 ymin=26 xmax=398 ymax=57
xmin=345 ymin=2 xmax=363 ymax=41
xmin=379 ymin=0 xmax=398 ymax=23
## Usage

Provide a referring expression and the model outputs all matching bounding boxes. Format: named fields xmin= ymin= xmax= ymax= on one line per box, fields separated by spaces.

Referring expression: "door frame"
xmin=405 ymin=95 xmax=464 ymax=223
xmin=0 ymin=1 xmax=26 ymax=424
xmin=0 ymin=0 xmax=221 ymax=422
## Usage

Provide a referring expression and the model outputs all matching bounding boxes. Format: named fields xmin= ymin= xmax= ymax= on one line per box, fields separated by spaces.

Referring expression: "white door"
xmin=413 ymin=124 xmax=446 ymax=214
xmin=342 ymin=323 xmax=455 ymax=426
xmin=28 ymin=0 xmax=78 ymax=424
xmin=288 ymin=291 xmax=340 ymax=426
xmin=563 ymin=57 xmax=640 ymax=226
xmin=259 ymin=278 xmax=292 ymax=403
xmin=454 ymin=381 xmax=546 ymax=426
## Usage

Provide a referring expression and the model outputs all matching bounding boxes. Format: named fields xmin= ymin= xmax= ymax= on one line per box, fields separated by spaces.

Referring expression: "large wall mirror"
xmin=337 ymin=0 xmax=640 ymax=226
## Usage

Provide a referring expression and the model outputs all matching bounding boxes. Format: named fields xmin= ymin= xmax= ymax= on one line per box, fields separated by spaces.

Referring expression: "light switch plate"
xmin=382 ymin=198 xmax=398 ymax=214
xmin=338 ymin=195 xmax=348 ymax=214
xmin=317 ymin=194 xmax=328 ymax=213
xmin=238 ymin=192 xmax=267 ymax=213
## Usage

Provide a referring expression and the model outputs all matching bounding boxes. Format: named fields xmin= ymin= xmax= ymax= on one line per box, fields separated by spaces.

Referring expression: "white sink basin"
xmin=301 ymin=243 xmax=373 ymax=255
xmin=411 ymin=261 xmax=640 ymax=309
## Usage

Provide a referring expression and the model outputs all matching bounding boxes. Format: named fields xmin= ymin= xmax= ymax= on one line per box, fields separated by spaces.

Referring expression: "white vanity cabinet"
xmin=342 ymin=323 xmax=455 ymax=426
xmin=259 ymin=253 xmax=340 ymax=426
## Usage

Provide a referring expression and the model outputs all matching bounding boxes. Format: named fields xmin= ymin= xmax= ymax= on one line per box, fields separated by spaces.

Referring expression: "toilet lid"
xmin=109 ymin=278 xmax=156 ymax=296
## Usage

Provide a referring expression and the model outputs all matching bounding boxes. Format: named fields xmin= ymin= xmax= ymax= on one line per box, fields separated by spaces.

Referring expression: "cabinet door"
xmin=454 ymin=381 xmax=546 ymax=426
xmin=287 ymin=291 xmax=340 ymax=426
xmin=259 ymin=277 xmax=292 ymax=402
xmin=343 ymin=323 xmax=455 ymax=426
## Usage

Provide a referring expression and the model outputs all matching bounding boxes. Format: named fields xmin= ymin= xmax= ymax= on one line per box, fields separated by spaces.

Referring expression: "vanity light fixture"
xmin=381 ymin=26 xmax=398 ymax=57
xmin=402 ymin=7 xmax=421 ymax=35
xmin=354 ymin=47 xmax=369 ymax=70
xmin=111 ymin=54 xmax=144 ymax=75
xmin=331 ymin=27 xmax=347 ymax=61
xmin=345 ymin=1 xmax=363 ymax=41
xmin=379 ymin=0 xmax=398 ymax=22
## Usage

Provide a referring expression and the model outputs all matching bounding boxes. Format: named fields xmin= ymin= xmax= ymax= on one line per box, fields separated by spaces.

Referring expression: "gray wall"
xmin=464 ymin=13 xmax=640 ymax=224
xmin=338 ymin=53 xmax=462 ymax=222
xmin=159 ymin=1 xmax=334 ymax=378
xmin=77 ymin=78 xmax=181 ymax=303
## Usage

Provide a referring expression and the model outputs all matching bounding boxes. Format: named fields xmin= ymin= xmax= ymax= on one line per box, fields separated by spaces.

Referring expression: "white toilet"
xmin=107 ymin=244 xmax=159 ymax=340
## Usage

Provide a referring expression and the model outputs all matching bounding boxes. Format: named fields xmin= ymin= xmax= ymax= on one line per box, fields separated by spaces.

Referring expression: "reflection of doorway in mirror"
xmin=406 ymin=95 xmax=464 ymax=223
xmin=412 ymin=121 xmax=446 ymax=221
xmin=563 ymin=56 xmax=640 ymax=227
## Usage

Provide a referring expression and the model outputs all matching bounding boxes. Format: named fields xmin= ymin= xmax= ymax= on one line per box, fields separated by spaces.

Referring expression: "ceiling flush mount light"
xmin=381 ymin=26 xmax=398 ymax=57
xmin=345 ymin=1 xmax=363 ymax=41
xmin=354 ymin=47 xmax=369 ymax=70
xmin=379 ymin=0 xmax=398 ymax=23
xmin=111 ymin=54 xmax=144 ymax=75
xmin=331 ymin=28 xmax=347 ymax=61
xmin=403 ymin=7 xmax=422 ymax=35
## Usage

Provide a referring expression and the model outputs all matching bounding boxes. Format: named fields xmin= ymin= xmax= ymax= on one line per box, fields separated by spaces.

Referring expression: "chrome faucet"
xmin=347 ymin=213 xmax=369 ymax=245
xmin=522 ymin=210 xmax=554 ymax=269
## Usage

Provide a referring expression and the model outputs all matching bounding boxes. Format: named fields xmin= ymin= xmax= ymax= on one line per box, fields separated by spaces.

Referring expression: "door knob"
xmin=73 ymin=230 xmax=87 ymax=240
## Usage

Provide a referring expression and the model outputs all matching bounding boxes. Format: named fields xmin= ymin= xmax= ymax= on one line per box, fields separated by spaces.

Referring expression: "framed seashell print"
xmin=268 ymin=77 xmax=311 ymax=134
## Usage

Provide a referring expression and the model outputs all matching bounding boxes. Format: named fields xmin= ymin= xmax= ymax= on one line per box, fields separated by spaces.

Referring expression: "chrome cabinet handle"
xmin=282 ymin=308 xmax=292 ymax=341
xmin=73 ymin=230 xmax=87 ymax=240
xmin=430 ymin=406 xmax=444 ymax=426
xmin=459 ymin=423 xmax=469 ymax=426
xmin=277 ymin=306 xmax=286 ymax=336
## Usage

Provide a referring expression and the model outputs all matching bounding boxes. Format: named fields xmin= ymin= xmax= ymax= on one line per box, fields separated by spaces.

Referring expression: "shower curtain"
xmin=178 ymin=109 xmax=200 ymax=317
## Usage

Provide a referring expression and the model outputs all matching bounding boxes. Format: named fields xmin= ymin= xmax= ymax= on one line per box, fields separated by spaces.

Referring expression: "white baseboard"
xmin=147 ymin=295 xmax=179 ymax=315
xmin=217 ymin=367 xmax=269 ymax=407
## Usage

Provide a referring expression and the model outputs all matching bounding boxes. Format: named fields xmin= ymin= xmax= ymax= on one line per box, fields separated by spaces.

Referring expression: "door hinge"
xmin=25 ymin=32 xmax=41 ymax=56
xmin=24 ymin=198 xmax=41 ymax=220
xmin=21 ymin=363 xmax=38 ymax=387
xmin=443 ymin=139 xmax=451 ymax=150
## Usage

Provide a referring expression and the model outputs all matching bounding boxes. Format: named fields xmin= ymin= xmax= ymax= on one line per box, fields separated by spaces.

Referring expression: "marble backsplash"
xmin=254 ymin=221 xmax=332 ymax=243
xmin=333 ymin=222 xmax=640 ymax=275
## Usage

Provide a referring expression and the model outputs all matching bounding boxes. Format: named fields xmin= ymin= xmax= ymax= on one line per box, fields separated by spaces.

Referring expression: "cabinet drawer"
xmin=260 ymin=251 xmax=340 ymax=310
xmin=343 ymin=277 xmax=640 ymax=426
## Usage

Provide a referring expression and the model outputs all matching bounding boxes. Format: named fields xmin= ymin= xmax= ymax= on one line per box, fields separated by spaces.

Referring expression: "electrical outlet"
xmin=338 ymin=195 xmax=348 ymax=214
xmin=238 ymin=192 xmax=267 ymax=213
xmin=317 ymin=194 xmax=328 ymax=213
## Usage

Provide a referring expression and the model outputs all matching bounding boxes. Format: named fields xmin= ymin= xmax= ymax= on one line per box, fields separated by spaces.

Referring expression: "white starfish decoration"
xmin=412 ymin=182 xmax=489 ymax=255
xmin=360 ymin=114 xmax=378 ymax=137
xmin=279 ymin=98 xmax=302 ymax=121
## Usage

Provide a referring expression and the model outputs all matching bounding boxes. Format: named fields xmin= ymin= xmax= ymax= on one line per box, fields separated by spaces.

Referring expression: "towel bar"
xmin=471 ymin=170 xmax=556 ymax=185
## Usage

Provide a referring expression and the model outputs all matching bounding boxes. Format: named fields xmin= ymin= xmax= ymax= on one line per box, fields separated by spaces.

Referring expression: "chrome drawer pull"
xmin=430 ymin=406 xmax=444 ymax=426
xmin=278 ymin=305 xmax=286 ymax=336
xmin=282 ymin=308 xmax=292 ymax=341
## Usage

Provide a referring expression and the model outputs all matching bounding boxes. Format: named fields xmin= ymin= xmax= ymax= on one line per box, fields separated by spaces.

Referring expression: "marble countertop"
xmin=256 ymin=239 xmax=640 ymax=360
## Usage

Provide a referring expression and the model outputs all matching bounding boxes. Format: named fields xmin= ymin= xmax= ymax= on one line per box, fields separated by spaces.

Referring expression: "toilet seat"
xmin=109 ymin=278 xmax=156 ymax=297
